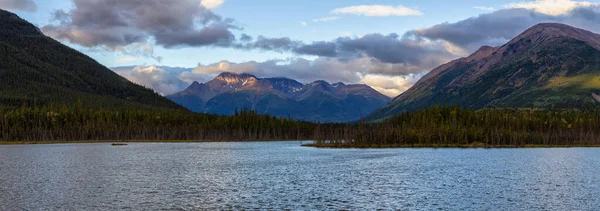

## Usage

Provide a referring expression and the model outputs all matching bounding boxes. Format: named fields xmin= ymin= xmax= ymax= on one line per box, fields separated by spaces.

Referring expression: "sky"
xmin=3 ymin=0 xmax=600 ymax=96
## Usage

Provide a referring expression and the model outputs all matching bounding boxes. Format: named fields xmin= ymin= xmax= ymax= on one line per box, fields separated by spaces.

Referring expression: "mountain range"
xmin=4 ymin=8 xmax=600 ymax=123
xmin=0 ymin=9 xmax=181 ymax=110
xmin=168 ymin=72 xmax=391 ymax=122
xmin=367 ymin=23 xmax=600 ymax=121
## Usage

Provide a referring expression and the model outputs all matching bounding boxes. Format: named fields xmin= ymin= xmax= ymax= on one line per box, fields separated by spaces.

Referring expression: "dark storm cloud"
xmin=406 ymin=7 xmax=600 ymax=51
xmin=239 ymin=34 xmax=253 ymax=42
xmin=42 ymin=0 xmax=239 ymax=51
xmin=237 ymin=37 xmax=338 ymax=57
xmin=334 ymin=33 xmax=451 ymax=64
xmin=0 ymin=0 xmax=37 ymax=12
xmin=41 ymin=24 xmax=147 ymax=49
xmin=247 ymin=36 xmax=300 ymax=52
xmin=293 ymin=41 xmax=337 ymax=57
xmin=237 ymin=33 xmax=453 ymax=66
xmin=154 ymin=24 xmax=236 ymax=48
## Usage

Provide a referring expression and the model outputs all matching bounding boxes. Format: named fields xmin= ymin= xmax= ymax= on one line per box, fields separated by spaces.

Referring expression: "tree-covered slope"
xmin=0 ymin=9 xmax=182 ymax=110
xmin=367 ymin=23 xmax=600 ymax=121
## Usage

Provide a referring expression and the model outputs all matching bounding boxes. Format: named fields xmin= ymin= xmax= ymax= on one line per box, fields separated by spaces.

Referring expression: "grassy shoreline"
xmin=302 ymin=143 xmax=600 ymax=149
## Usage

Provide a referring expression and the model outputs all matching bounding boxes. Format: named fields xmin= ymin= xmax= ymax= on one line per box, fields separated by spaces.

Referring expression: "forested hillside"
xmin=0 ymin=9 xmax=181 ymax=110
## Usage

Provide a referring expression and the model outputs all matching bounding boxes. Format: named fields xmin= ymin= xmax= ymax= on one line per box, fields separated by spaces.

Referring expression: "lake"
xmin=1 ymin=142 xmax=599 ymax=210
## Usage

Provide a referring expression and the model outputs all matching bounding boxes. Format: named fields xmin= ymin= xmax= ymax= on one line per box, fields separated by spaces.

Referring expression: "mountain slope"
xmin=367 ymin=23 xmax=600 ymax=121
xmin=168 ymin=73 xmax=391 ymax=122
xmin=0 ymin=9 xmax=181 ymax=109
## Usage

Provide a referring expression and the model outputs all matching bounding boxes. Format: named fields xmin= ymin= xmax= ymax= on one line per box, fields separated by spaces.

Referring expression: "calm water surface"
xmin=1 ymin=142 xmax=599 ymax=210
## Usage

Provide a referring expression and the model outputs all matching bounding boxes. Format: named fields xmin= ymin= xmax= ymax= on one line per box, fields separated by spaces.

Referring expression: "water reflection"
xmin=1 ymin=143 xmax=599 ymax=210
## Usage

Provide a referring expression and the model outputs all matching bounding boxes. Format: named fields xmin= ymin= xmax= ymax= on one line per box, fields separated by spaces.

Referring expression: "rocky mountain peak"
xmin=509 ymin=22 xmax=600 ymax=51
xmin=467 ymin=45 xmax=497 ymax=62
xmin=311 ymin=80 xmax=331 ymax=86
xmin=189 ymin=81 xmax=202 ymax=88
xmin=332 ymin=82 xmax=346 ymax=87
xmin=215 ymin=72 xmax=258 ymax=85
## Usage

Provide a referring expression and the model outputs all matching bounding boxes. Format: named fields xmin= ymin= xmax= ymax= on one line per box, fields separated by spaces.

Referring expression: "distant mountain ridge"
xmin=168 ymin=72 xmax=391 ymax=122
xmin=367 ymin=23 xmax=600 ymax=121
xmin=0 ymin=9 xmax=181 ymax=110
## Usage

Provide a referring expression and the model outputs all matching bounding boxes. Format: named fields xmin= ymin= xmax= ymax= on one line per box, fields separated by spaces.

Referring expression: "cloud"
xmin=0 ymin=0 xmax=37 ymax=12
xmin=312 ymin=16 xmax=339 ymax=22
xmin=112 ymin=65 xmax=193 ymax=95
xmin=333 ymin=33 xmax=454 ymax=64
xmin=201 ymin=0 xmax=225 ymax=9
xmin=504 ymin=0 xmax=594 ymax=15
xmin=293 ymin=41 xmax=338 ymax=57
xmin=299 ymin=21 xmax=307 ymax=26
xmin=406 ymin=6 xmax=600 ymax=52
xmin=242 ymin=36 xmax=300 ymax=52
xmin=331 ymin=5 xmax=423 ymax=17
xmin=473 ymin=6 xmax=496 ymax=12
xmin=235 ymin=33 xmax=456 ymax=69
xmin=41 ymin=0 xmax=239 ymax=60
xmin=116 ymin=57 xmax=140 ymax=63
xmin=41 ymin=0 xmax=444 ymax=72
xmin=360 ymin=74 xmax=423 ymax=97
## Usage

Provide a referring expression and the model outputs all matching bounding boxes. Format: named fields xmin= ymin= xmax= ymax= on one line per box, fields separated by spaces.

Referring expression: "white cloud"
xmin=312 ymin=16 xmax=339 ymax=22
xmin=360 ymin=74 xmax=423 ymax=97
xmin=341 ymin=32 xmax=354 ymax=37
xmin=200 ymin=0 xmax=225 ymax=9
xmin=116 ymin=57 xmax=140 ymax=63
xmin=473 ymin=6 xmax=496 ymax=11
xmin=504 ymin=0 xmax=594 ymax=15
xmin=441 ymin=41 xmax=469 ymax=57
xmin=331 ymin=5 xmax=423 ymax=17
xmin=299 ymin=21 xmax=308 ymax=26
xmin=113 ymin=66 xmax=189 ymax=95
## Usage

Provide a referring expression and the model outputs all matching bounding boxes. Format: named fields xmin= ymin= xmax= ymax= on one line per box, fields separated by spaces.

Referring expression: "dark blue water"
xmin=1 ymin=142 xmax=599 ymax=210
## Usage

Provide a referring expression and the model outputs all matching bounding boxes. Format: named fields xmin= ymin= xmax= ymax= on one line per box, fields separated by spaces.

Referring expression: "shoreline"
xmin=0 ymin=140 xmax=308 ymax=145
xmin=302 ymin=143 xmax=600 ymax=149
xmin=3 ymin=140 xmax=600 ymax=148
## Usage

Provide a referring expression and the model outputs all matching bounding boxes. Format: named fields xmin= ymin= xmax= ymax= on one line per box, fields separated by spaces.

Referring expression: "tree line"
xmin=312 ymin=105 xmax=600 ymax=147
xmin=2 ymin=104 xmax=600 ymax=147
xmin=0 ymin=105 xmax=320 ymax=142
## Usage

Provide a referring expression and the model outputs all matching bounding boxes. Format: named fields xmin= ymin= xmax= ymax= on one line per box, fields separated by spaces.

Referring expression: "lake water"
xmin=1 ymin=142 xmax=599 ymax=210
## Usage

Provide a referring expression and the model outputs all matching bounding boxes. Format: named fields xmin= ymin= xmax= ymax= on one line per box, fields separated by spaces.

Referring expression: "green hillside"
xmin=0 ymin=9 xmax=182 ymax=110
